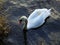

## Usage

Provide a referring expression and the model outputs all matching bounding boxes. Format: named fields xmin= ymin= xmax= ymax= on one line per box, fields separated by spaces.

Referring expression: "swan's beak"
xmin=18 ymin=20 xmax=22 ymax=25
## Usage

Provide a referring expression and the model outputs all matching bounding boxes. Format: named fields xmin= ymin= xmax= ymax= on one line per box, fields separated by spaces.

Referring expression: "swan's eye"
xmin=20 ymin=20 xmax=22 ymax=21
xmin=20 ymin=20 xmax=22 ymax=22
xmin=19 ymin=19 xmax=22 ymax=24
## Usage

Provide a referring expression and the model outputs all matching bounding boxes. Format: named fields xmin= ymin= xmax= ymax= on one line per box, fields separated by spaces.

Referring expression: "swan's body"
xmin=19 ymin=8 xmax=51 ymax=30
xmin=19 ymin=8 xmax=51 ymax=45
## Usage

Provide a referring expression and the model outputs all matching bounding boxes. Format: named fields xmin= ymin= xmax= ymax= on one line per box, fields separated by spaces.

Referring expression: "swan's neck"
xmin=23 ymin=20 xmax=27 ymax=31
xmin=23 ymin=19 xmax=28 ymax=45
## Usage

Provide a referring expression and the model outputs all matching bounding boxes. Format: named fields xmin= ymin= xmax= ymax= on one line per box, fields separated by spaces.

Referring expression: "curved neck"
xmin=23 ymin=19 xmax=28 ymax=45
xmin=23 ymin=20 xmax=27 ymax=31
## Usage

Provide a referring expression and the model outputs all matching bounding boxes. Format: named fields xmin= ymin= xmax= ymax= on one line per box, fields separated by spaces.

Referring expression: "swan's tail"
xmin=48 ymin=8 xmax=51 ymax=13
xmin=43 ymin=9 xmax=51 ymax=20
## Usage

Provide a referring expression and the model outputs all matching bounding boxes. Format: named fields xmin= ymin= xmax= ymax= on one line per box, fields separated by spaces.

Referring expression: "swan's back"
xmin=28 ymin=8 xmax=48 ymax=20
xmin=27 ymin=9 xmax=51 ymax=29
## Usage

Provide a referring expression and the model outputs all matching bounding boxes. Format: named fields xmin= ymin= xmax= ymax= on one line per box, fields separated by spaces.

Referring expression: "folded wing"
xmin=27 ymin=9 xmax=51 ymax=29
xmin=28 ymin=8 xmax=48 ymax=21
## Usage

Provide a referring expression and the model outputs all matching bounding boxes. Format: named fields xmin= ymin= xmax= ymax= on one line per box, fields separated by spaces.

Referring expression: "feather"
xmin=27 ymin=8 xmax=51 ymax=29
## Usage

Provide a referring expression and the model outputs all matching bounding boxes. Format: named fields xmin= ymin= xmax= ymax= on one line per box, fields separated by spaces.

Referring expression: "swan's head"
xmin=19 ymin=16 xmax=28 ymax=24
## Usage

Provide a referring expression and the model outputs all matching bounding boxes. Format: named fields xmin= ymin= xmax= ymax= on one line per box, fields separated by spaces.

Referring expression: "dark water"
xmin=1 ymin=0 xmax=60 ymax=45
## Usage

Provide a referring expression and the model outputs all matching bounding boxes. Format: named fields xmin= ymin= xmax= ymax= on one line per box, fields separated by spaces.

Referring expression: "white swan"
xmin=19 ymin=8 xmax=51 ymax=30
xmin=18 ymin=8 xmax=51 ymax=45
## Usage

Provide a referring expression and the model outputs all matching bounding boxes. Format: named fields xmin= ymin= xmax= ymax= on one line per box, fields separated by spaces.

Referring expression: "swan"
xmin=19 ymin=8 xmax=51 ymax=30
xmin=18 ymin=8 xmax=51 ymax=45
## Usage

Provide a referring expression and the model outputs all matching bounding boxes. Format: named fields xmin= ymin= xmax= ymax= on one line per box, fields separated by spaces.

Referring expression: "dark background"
xmin=0 ymin=0 xmax=60 ymax=45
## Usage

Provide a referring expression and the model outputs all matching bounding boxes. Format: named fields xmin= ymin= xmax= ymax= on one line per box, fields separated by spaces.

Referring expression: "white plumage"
xmin=27 ymin=8 xmax=51 ymax=29
xmin=18 ymin=8 xmax=51 ymax=45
